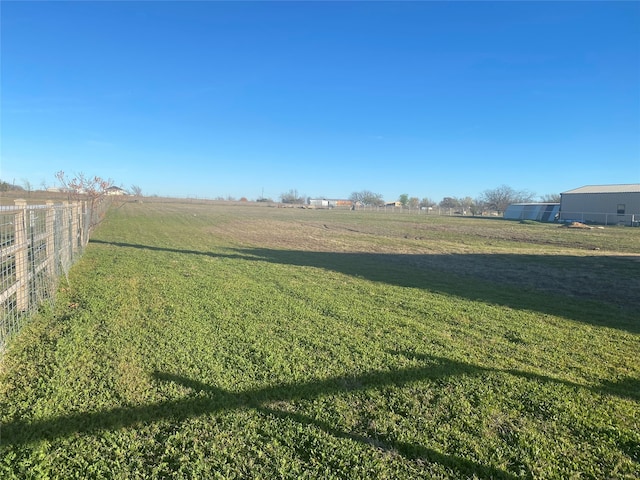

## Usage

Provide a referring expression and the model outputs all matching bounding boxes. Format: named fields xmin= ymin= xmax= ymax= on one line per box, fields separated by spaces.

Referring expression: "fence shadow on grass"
xmin=1 ymin=353 xmax=532 ymax=478
xmin=3 ymin=352 xmax=634 ymax=477
xmin=233 ymin=247 xmax=639 ymax=333
xmin=89 ymin=239 xmax=245 ymax=260
xmin=88 ymin=240 xmax=639 ymax=332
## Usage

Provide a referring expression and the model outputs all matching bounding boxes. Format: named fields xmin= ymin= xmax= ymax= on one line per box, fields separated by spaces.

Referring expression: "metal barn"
xmin=504 ymin=203 xmax=560 ymax=222
xmin=559 ymin=184 xmax=640 ymax=226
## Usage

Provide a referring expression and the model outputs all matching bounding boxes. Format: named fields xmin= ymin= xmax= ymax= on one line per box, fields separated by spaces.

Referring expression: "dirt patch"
xmin=562 ymin=222 xmax=593 ymax=229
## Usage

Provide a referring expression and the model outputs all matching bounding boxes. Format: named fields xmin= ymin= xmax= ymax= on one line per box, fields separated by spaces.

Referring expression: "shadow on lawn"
xmin=3 ymin=352 xmax=636 ymax=478
xmin=236 ymin=247 xmax=640 ymax=325
xmin=89 ymin=240 xmax=640 ymax=332
xmin=2 ymin=354 xmax=518 ymax=478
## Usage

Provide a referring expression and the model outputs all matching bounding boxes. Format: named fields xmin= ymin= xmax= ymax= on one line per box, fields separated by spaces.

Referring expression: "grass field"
xmin=1 ymin=200 xmax=639 ymax=479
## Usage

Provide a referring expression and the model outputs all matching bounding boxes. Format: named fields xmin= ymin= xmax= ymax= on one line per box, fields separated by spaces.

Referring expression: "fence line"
xmin=559 ymin=211 xmax=639 ymax=227
xmin=351 ymin=205 xmax=494 ymax=216
xmin=0 ymin=198 xmax=108 ymax=354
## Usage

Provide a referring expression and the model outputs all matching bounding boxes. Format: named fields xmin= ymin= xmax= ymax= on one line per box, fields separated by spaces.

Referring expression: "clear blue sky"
xmin=2 ymin=1 xmax=639 ymax=202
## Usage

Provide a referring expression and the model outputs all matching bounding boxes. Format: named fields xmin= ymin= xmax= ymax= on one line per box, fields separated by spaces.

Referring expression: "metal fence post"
xmin=61 ymin=201 xmax=70 ymax=272
xmin=79 ymin=201 xmax=86 ymax=247
xmin=45 ymin=201 xmax=56 ymax=279
xmin=14 ymin=199 xmax=29 ymax=312
xmin=71 ymin=202 xmax=79 ymax=257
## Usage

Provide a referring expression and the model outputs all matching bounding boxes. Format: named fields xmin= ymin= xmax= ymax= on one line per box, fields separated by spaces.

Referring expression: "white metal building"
xmin=559 ymin=184 xmax=640 ymax=226
xmin=308 ymin=198 xmax=353 ymax=208
xmin=504 ymin=203 xmax=560 ymax=222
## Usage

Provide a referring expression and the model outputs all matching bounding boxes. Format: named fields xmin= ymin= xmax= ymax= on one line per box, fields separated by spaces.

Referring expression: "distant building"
xmin=559 ymin=184 xmax=640 ymax=226
xmin=309 ymin=199 xmax=352 ymax=208
xmin=504 ymin=203 xmax=560 ymax=222
xmin=105 ymin=186 xmax=128 ymax=196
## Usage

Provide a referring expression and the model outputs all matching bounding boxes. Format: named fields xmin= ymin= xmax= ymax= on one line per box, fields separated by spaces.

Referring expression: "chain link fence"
xmin=0 ymin=198 xmax=108 ymax=354
xmin=559 ymin=211 xmax=639 ymax=227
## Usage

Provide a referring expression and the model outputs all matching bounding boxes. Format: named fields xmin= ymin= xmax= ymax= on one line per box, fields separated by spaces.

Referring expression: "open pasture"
xmin=1 ymin=201 xmax=639 ymax=479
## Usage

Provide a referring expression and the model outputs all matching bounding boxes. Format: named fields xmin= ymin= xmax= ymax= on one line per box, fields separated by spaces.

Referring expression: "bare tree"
xmin=21 ymin=178 xmax=33 ymax=196
xmin=408 ymin=197 xmax=420 ymax=209
xmin=130 ymin=185 xmax=143 ymax=197
xmin=419 ymin=197 xmax=435 ymax=209
xmin=55 ymin=171 xmax=114 ymax=226
xmin=349 ymin=190 xmax=384 ymax=207
xmin=454 ymin=196 xmax=479 ymax=214
xmin=280 ymin=189 xmax=305 ymax=204
xmin=480 ymin=185 xmax=535 ymax=214
xmin=470 ymin=197 xmax=485 ymax=216
xmin=540 ymin=193 xmax=561 ymax=203
xmin=55 ymin=171 xmax=113 ymax=199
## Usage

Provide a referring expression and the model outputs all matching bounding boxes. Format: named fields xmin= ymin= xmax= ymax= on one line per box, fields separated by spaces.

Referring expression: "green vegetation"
xmin=1 ymin=201 xmax=639 ymax=479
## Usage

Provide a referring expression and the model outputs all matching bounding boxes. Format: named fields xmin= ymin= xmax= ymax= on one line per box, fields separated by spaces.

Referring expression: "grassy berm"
xmin=1 ymin=201 xmax=639 ymax=479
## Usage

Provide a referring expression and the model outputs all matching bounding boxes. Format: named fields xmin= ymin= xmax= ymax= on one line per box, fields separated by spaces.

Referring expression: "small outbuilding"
xmin=559 ymin=184 xmax=640 ymax=226
xmin=504 ymin=203 xmax=560 ymax=222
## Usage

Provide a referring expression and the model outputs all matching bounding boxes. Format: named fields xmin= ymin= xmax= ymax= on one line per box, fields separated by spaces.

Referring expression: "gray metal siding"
xmin=560 ymin=192 xmax=640 ymax=225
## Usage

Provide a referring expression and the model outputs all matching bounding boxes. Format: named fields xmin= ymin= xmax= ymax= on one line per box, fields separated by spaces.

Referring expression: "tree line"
xmin=6 ymin=175 xmax=558 ymax=214
xmin=348 ymin=185 xmax=561 ymax=214
xmin=278 ymin=185 xmax=560 ymax=213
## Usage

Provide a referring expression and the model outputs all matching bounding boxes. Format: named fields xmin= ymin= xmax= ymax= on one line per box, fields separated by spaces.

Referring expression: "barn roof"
xmin=562 ymin=184 xmax=640 ymax=195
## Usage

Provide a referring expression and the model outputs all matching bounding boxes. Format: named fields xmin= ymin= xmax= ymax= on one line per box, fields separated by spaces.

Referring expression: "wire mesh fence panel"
xmin=558 ymin=211 xmax=639 ymax=226
xmin=0 ymin=198 xmax=106 ymax=354
xmin=0 ymin=208 xmax=18 ymax=352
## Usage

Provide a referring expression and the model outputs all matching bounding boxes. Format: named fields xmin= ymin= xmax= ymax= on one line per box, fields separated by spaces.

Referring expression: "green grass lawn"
xmin=1 ymin=201 xmax=639 ymax=479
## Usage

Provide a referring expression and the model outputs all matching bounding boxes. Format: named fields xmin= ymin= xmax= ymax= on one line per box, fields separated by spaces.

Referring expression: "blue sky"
xmin=2 ymin=1 xmax=639 ymax=202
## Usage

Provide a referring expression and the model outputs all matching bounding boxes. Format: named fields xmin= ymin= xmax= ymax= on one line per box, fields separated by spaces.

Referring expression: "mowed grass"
xmin=1 ymin=201 xmax=639 ymax=479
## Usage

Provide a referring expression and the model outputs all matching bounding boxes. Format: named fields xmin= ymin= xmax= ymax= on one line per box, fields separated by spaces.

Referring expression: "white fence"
xmin=0 ymin=199 xmax=107 ymax=353
xmin=351 ymin=205 xmax=477 ymax=215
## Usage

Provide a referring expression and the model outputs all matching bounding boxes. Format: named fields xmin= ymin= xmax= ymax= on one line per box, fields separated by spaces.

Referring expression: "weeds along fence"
xmin=0 ymin=198 xmax=108 ymax=354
